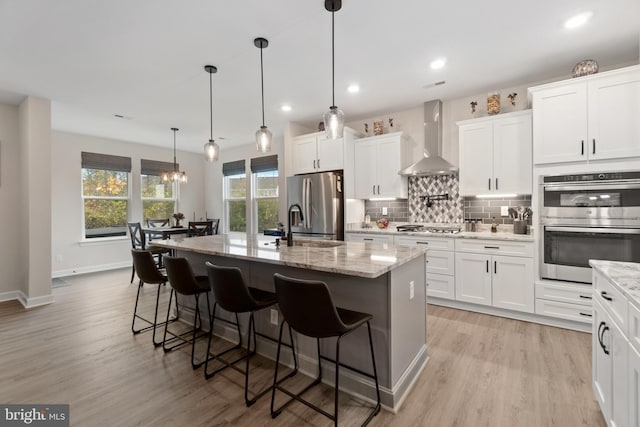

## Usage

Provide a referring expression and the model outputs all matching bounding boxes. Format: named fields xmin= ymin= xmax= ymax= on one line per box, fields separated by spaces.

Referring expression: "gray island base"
xmin=151 ymin=234 xmax=427 ymax=411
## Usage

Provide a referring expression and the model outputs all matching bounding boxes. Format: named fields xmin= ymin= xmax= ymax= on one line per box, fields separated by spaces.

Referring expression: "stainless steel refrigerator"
xmin=286 ymin=171 xmax=344 ymax=240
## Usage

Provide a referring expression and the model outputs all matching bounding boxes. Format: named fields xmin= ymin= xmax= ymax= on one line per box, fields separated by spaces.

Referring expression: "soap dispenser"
xmin=491 ymin=217 xmax=498 ymax=233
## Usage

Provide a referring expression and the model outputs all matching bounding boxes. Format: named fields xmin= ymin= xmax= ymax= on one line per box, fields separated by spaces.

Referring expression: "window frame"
xmin=252 ymin=169 xmax=279 ymax=233
xmin=80 ymin=168 xmax=131 ymax=240
xmin=140 ymin=173 xmax=178 ymax=225
xmin=224 ymin=172 xmax=247 ymax=234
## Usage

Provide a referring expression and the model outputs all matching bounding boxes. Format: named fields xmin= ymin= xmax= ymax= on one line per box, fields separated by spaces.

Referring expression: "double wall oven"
xmin=540 ymin=171 xmax=640 ymax=283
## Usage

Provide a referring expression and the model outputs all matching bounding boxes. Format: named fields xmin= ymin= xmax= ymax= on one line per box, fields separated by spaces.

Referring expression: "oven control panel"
xmin=543 ymin=171 xmax=640 ymax=183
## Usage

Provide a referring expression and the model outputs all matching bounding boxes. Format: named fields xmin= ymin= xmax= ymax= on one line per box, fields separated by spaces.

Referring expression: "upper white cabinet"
xmin=529 ymin=65 xmax=640 ymax=164
xmin=291 ymin=132 xmax=344 ymax=175
xmin=354 ymin=132 xmax=408 ymax=199
xmin=457 ymin=110 xmax=532 ymax=196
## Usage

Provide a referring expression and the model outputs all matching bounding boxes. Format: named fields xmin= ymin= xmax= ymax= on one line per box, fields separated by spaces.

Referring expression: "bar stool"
xmin=162 ymin=256 xmax=212 ymax=370
xmin=130 ymin=249 xmax=178 ymax=346
xmin=204 ymin=262 xmax=298 ymax=407
xmin=271 ymin=273 xmax=381 ymax=427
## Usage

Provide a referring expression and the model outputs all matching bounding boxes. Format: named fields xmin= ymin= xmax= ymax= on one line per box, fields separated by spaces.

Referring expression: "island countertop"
xmin=149 ymin=234 xmax=426 ymax=279
xmin=589 ymin=260 xmax=640 ymax=309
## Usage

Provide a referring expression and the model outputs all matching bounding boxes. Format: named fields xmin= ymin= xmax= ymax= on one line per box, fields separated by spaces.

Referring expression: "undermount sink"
xmin=292 ymin=239 xmax=344 ymax=248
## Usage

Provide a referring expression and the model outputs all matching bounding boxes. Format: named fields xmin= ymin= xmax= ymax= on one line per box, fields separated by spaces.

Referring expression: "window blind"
xmin=250 ymin=155 xmax=278 ymax=173
xmin=141 ymin=159 xmax=176 ymax=176
xmin=81 ymin=152 xmax=132 ymax=173
xmin=222 ymin=160 xmax=246 ymax=176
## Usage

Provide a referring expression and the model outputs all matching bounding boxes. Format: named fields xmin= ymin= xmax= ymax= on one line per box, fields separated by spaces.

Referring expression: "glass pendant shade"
xmin=163 ymin=127 xmax=187 ymax=184
xmin=256 ymin=126 xmax=272 ymax=153
xmin=323 ymin=106 xmax=344 ymax=140
xmin=204 ymin=139 xmax=219 ymax=162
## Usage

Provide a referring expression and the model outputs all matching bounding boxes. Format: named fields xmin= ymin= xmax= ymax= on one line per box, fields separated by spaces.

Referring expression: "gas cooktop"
xmin=395 ymin=224 xmax=461 ymax=234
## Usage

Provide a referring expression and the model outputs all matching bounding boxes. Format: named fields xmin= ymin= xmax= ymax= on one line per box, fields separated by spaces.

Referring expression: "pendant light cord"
xmin=173 ymin=129 xmax=177 ymax=172
xmin=209 ymin=72 xmax=213 ymax=140
xmin=260 ymin=44 xmax=265 ymax=127
xmin=331 ymin=8 xmax=335 ymax=107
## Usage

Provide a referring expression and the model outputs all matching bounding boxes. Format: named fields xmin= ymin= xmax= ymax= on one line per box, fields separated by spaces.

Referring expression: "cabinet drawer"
xmin=426 ymin=250 xmax=455 ymax=276
xmin=594 ymin=271 xmax=628 ymax=334
xmin=535 ymin=282 xmax=593 ymax=306
xmin=426 ymin=273 xmax=455 ymax=300
xmin=394 ymin=235 xmax=454 ymax=251
xmin=455 ymin=238 xmax=533 ymax=257
xmin=535 ymin=299 xmax=593 ymax=324
xmin=630 ymin=302 xmax=640 ymax=354
xmin=345 ymin=233 xmax=394 ymax=244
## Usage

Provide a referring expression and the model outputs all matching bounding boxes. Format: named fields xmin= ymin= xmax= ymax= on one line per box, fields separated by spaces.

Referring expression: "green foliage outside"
xmin=143 ymin=200 xmax=175 ymax=224
xmin=82 ymin=168 xmax=128 ymax=197
xmin=82 ymin=168 xmax=128 ymax=237
xmin=228 ymin=200 xmax=246 ymax=232
xmin=257 ymin=198 xmax=278 ymax=232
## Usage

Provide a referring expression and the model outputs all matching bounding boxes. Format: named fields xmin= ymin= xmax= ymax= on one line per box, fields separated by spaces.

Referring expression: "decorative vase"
xmin=487 ymin=92 xmax=500 ymax=115
xmin=175 ymin=220 xmax=181 ymax=228
xmin=373 ymin=120 xmax=384 ymax=135
xmin=572 ymin=59 xmax=599 ymax=78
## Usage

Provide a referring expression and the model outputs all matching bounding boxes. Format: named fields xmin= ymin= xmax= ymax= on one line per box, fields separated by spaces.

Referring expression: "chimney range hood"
xmin=398 ymin=100 xmax=457 ymax=176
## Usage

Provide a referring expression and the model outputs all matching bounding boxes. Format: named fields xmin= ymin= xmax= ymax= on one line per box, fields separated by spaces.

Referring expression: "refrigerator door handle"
xmin=306 ymin=178 xmax=312 ymax=229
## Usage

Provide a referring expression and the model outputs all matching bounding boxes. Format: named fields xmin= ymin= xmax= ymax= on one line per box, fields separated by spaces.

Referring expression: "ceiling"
xmin=0 ymin=0 xmax=638 ymax=153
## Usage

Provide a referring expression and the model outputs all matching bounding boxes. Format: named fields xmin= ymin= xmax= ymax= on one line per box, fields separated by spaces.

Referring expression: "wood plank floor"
xmin=0 ymin=268 xmax=606 ymax=426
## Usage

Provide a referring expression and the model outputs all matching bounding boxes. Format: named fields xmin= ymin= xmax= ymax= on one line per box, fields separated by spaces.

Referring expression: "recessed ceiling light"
xmin=347 ymin=84 xmax=360 ymax=93
xmin=281 ymin=105 xmax=292 ymax=112
xmin=564 ymin=11 xmax=593 ymax=29
xmin=430 ymin=58 xmax=447 ymax=70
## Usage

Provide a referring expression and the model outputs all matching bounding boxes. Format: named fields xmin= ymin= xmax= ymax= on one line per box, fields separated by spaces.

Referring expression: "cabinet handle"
xmin=495 ymin=178 xmax=499 ymax=191
xmin=494 ymin=260 xmax=497 ymax=274
xmin=579 ymin=312 xmax=592 ymax=317
xmin=486 ymin=260 xmax=489 ymax=273
xmin=592 ymin=139 xmax=596 ymax=155
xmin=317 ymin=158 xmax=320 ymax=169
xmin=579 ymin=295 xmax=592 ymax=299
xmin=484 ymin=246 xmax=500 ymax=249
xmin=488 ymin=178 xmax=491 ymax=190
xmin=313 ymin=159 xmax=316 ymax=169
xmin=600 ymin=291 xmax=613 ymax=301
xmin=377 ymin=185 xmax=380 ymax=194
xmin=601 ymin=325 xmax=610 ymax=355
xmin=372 ymin=185 xmax=376 ymax=195
xmin=417 ymin=241 xmax=429 ymax=245
xmin=581 ymin=140 xmax=584 ymax=155
xmin=363 ymin=238 xmax=374 ymax=241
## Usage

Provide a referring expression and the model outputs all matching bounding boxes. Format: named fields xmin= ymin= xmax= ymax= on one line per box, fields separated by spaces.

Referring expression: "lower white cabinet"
xmin=345 ymin=233 xmax=393 ymax=244
xmin=454 ymin=252 xmax=534 ymax=312
xmin=630 ymin=344 xmax=640 ymax=427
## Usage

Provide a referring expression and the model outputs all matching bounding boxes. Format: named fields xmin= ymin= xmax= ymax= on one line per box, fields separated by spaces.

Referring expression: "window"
xmin=251 ymin=155 xmax=279 ymax=233
xmin=81 ymin=152 xmax=131 ymax=238
xmin=223 ymin=160 xmax=246 ymax=232
xmin=140 ymin=159 xmax=176 ymax=224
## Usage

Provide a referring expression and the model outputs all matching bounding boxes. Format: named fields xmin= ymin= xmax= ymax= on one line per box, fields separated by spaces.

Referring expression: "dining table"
xmin=142 ymin=226 xmax=189 ymax=241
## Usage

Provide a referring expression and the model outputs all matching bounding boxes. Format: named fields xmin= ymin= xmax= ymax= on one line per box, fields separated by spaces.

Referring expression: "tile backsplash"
xmin=363 ymin=175 xmax=531 ymax=225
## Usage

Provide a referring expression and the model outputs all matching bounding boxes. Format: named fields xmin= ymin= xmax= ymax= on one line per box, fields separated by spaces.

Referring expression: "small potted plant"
xmin=172 ymin=212 xmax=185 ymax=228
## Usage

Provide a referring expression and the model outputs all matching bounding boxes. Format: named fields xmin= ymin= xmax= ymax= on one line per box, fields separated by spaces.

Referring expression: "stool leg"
xmin=131 ymin=279 xmax=144 ymax=334
xmin=130 ymin=265 xmax=135 ymax=284
xmin=151 ymin=282 xmax=163 ymax=346
xmin=244 ymin=312 xmax=256 ymax=407
xmin=270 ymin=321 xmax=287 ymax=417
xmin=364 ymin=320 xmax=381 ymax=425
xmin=162 ymin=289 xmax=175 ymax=351
xmin=316 ymin=338 xmax=323 ymax=384
xmin=191 ymin=294 xmax=202 ymax=369
xmin=334 ymin=336 xmax=343 ymax=427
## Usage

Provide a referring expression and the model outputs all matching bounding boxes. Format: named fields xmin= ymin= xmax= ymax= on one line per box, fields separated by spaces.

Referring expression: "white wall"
xmin=204 ymin=137 xmax=285 ymax=234
xmin=51 ymin=131 xmax=205 ymax=277
xmin=0 ymin=103 xmax=22 ymax=297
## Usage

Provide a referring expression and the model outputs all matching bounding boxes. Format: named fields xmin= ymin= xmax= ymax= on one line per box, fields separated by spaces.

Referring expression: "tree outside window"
xmin=82 ymin=168 xmax=128 ymax=238
xmin=254 ymin=170 xmax=279 ymax=233
xmin=141 ymin=174 xmax=176 ymax=224
xmin=225 ymin=173 xmax=246 ymax=232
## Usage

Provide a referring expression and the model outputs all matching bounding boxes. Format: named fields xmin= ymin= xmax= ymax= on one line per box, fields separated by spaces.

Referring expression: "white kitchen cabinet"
xmin=529 ymin=64 xmax=640 ymax=164
xmin=535 ymin=281 xmax=594 ymax=324
xmin=454 ymin=239 xmax=534 ymax=313
xmin=630 ymin=344 xmax=640 ymax=427
xmin=354 ymin=132 xmax=408 ymax=199
xmin=291 ymin=132 xmax=344 ymax=175
xmin=345 ymin=232 xmax=393 ymax=244
xmin=395 ymin=235 xmax=455 ymax=300
xmin=593 ymin=298 xmax=613 ymax=422
xmin=457 ymin=110 xmax=532 ymax=196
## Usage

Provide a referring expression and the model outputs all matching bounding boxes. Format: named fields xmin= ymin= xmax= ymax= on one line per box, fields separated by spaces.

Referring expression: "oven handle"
xmin=545 ymin=226 xmax=640 ymax=235
xmin=543 ymin=183 xmax=640 ymax=192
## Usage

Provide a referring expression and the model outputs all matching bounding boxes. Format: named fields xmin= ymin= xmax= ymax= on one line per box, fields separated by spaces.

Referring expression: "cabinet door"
xmin=455 ymin=252 xmax=492 ymax=306
xmin=532 ymin=83 xmax=588 ymax=164
xmin=630 ymin=344 xmax=640 ymax=427
xmin=588 ymin=71 xmax=640 ymax=161
xmin=610 ymin=318 xmax=629 ymax=427
xmin=427 ymin=273 xmax=455 ymax=300
xmin=491 ymin=255 xmax=534 ymax=313
xmin=376 ymin=136 xmax=407 ymax=198
xmin=292 ymin=135 xmax=318 ymax=175
xmin=459 ymin=122 xmax=493 ymax=195
xmin=316 ymin=135 xmax=344 ymax=172
xmin=593 ymin=299 xmax=612 ymax=421
xmin=492 ymin=114 xmax=532 ymax=195
xmin=354 ymin=141 xmax=377 ymax=199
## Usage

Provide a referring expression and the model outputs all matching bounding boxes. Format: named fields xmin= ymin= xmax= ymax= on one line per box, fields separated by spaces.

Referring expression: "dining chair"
xmin=127 ymin=222 xmax=171 ymax=283
xmin=188 ymin=220 xmax=214 ymax=237
xmin=206 ymin=218 xmax=220 ymax=235
xmin=147 ymin=218 xmax=170 ymax=228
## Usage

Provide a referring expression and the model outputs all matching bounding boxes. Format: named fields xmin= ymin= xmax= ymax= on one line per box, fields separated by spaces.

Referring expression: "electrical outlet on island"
xmin=270 ymin=309 xmax=278 ymax=325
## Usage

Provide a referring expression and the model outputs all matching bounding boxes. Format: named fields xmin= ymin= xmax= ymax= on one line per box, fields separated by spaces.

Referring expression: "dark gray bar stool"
xmin=271 ymin=273 xmax=381 ymax=426
xmin=162 ymin=256 xmax=211 ymax=370
xmin=204 ymin=262 xmax=297 ymax=407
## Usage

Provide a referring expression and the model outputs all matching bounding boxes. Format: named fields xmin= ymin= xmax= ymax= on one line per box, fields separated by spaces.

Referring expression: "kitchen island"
xmin=150 ymin=234 xmax=427 ymax=411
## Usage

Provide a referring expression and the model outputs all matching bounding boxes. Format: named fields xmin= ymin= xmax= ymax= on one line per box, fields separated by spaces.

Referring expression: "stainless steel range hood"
xmin=398 ymin=100 xmax=458 ymax=176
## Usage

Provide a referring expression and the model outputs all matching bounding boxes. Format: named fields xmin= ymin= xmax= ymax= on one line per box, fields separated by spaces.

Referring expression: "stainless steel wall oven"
xmin=540 ymin=171 xmax=640 ymax=283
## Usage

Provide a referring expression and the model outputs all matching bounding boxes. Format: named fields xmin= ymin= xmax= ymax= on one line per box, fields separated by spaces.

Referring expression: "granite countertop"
xmin=346 ymin=223 xmax=534 ymax=242
xmin=150 ymin=234 xmax=426 ymax=279
xmin=589 ymin=260 xmax=640 ymax=309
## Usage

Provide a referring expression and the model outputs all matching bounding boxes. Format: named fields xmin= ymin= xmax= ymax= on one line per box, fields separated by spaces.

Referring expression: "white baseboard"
xmin=0 ymin=290 xmax=54 ymax=308
xmin=52 ymin=261 xmax=130 ymax=278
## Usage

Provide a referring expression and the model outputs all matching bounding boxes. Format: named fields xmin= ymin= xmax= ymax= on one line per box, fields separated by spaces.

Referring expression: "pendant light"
xmin=254 ymin=37 xmax=272 ymax=153
xmin=204 ymin=65 xmax=220 ymax=162
xmin=322 ymin=0 xmax=344 ymax=140
xmin=163 ymin=127 xmax=188 ymax=183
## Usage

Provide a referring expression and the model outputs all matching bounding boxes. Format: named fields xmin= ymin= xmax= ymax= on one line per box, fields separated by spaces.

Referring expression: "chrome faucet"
xmin=286 ymin=204 xmax=304 ymax=247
